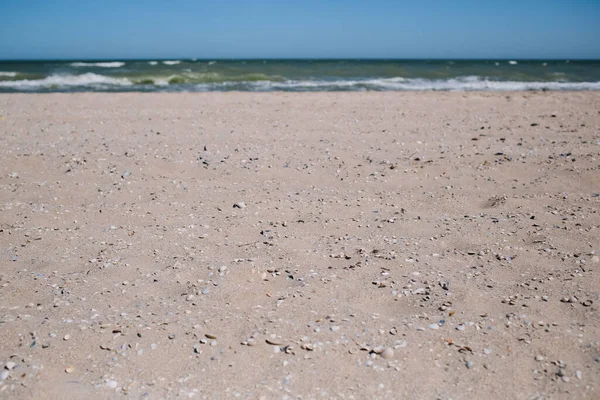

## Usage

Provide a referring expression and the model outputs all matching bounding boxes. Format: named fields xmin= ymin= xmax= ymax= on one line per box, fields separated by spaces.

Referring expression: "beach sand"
xmin=0 ymin=92 xmax=599 ymax=399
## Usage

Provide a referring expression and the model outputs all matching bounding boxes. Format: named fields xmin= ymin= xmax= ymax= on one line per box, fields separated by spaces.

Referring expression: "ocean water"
xmin=0 ymin=59 xmax=599 ymax=92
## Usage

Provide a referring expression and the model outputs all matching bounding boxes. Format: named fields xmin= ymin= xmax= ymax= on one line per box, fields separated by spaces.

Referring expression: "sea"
xmin=0 ymin=59 xmax=599 ymax=92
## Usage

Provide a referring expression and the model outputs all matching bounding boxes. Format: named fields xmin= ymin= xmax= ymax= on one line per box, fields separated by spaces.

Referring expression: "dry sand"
xmin=0 ymin=92 xmax=599 ymax=399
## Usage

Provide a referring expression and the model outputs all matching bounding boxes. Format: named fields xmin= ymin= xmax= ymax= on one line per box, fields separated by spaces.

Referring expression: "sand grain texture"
xmin=0 ymin=92 xmax=599 ymax=399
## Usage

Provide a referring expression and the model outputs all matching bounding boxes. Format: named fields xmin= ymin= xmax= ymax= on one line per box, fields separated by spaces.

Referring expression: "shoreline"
xmin=2 ymin=89 xmax=600 ymax=95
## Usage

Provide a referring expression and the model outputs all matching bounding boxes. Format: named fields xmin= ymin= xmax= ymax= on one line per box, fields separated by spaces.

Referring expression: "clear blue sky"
xmin=1 ymin=0 xmax=599 ymax=60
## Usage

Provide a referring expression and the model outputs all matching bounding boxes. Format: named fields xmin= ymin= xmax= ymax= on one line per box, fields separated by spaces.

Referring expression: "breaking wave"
xmin=0 ymin=73 xmax=132 ymax=89
xmin=70 ymin=62 xmax=125 ymax=68
xmin=1 ymin=74 xmax=599 ymax=92
xmin=192 ymin=76 xmax=600 ymax=92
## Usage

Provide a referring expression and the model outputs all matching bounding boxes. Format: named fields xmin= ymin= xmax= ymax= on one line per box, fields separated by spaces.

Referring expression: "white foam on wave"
xmin=2 ymin=74 xmax=599 ymax=92
xmin=509 ymin=61 xmax=518 ymax=65
xmin=70 ymin=62 xmax=125 ymax=68
xmin=0 ymin=73 xmax=132 ymax=89
xmin=0 ymin=72 xmax=18 ymax=77
xmin=153 ymin=77 xmax=170 ymax=86
xmin=195 ymin=76 xmax=600 ymax=92
xmin=163 ymin=60 xmax=181 ymax=65
xmin=148 ymin=61 xmax=158 ymax=65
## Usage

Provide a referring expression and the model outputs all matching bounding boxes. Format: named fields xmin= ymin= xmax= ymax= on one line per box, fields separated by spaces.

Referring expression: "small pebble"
xmin=466 ymin=360 xmax=474 ymax=369
xmin=372 ymin=346 xmax=384 ymax=354
xmin=428 ymin=324 xmax=439 ymax=330
xmin=105 ymin=380 xmax=118 ymax=389
xmin=4 ymin=362 xmax=16 ymax=371
xmin=63 ymin=334 xmax=71 ymax=341
xmin=65 ymin=366 xmax=74 ymax=374
xmin=380 ymin=348 xmax=394 ymax=359
xmin=0 ymin=370 xmax=8 ymax=381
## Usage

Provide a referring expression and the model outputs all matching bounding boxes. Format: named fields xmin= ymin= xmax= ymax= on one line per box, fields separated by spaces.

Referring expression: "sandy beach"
xmin=1 ymin=92 xmax=599 ymax=399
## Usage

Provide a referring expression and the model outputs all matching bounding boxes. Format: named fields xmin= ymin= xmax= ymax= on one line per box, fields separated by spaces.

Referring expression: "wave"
xmin=163 ymin=60 xmax=181 ymax=65
xmin=129 ymin=72 xmax=281 ymax=86
xmin=1 ymin=74 xmax=599 ymax=92
xmin=193 ymin=76 xmax=600 ymax=92
xmin=148 ymin=61 xmax=158 ymax=65
xmin=0 ymin=71 xmax=17 ymax=77
xmin=70 ymin=62 xmax=125 ymax=68
xmin=0 ymin=73 xmax=131 ymax=89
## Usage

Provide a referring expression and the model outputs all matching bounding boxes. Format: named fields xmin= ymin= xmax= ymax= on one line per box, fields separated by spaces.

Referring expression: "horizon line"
xmin=1 ymin=57 xmax=600 ymax=62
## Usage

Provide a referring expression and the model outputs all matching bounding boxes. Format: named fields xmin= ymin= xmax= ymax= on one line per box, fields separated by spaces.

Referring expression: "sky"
xmin=1 ymin=0 xmax=599 ymax=60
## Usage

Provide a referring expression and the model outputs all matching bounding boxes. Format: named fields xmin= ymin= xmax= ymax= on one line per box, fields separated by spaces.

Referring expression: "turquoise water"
xmin=0 ymin=59 xmax=599 ymax=92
